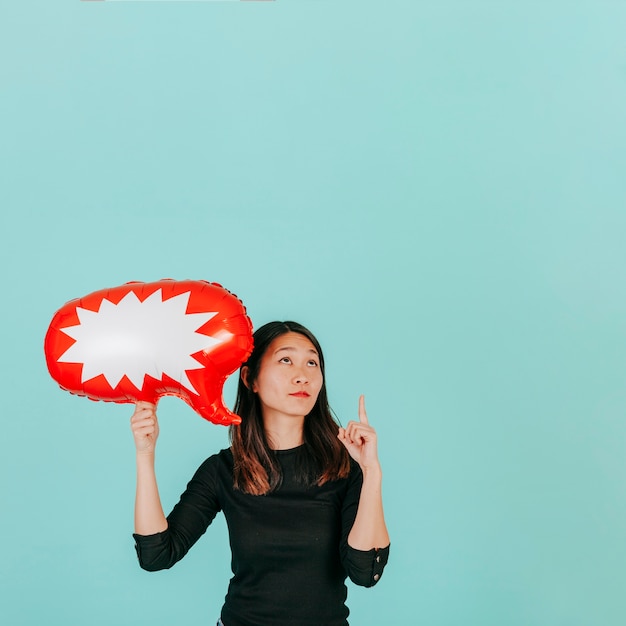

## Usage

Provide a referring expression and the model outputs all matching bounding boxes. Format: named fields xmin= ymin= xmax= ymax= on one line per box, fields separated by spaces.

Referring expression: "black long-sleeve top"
xmin=133 ymin=446 xmax=389 ymax=626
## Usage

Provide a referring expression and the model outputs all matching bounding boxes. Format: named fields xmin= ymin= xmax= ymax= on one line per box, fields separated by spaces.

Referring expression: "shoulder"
xmin=192 ymin=448 xmax=234 ymax=480
xmin=322 ymin=458 xmax=362 ymax=498
xmin=348 ymin=457 xmax=363 ymax=480
xmin=201 ymin=447 xmax=233 ymax=467
xmin=342 ymin=458 xmax=363 ymax=495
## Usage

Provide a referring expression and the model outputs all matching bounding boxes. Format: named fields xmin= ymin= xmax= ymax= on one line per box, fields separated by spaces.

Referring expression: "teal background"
xmin=1 ymin=1 xmax=626 ymax=624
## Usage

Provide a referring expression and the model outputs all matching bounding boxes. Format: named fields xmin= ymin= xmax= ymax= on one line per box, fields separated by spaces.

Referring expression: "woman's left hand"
xmin=338 ymin=395 xmax=381 ymax=472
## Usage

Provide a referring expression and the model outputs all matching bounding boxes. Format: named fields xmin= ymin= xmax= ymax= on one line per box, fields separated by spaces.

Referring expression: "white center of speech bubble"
xmin=57 ymin=289 xmax=229 ymax=394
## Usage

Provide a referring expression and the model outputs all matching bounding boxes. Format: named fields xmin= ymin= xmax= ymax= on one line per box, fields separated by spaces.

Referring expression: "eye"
xmin=279 ymin=357 xmax=292 ymax=364
xmin=307 ymin=359 xmax=318 ymax=367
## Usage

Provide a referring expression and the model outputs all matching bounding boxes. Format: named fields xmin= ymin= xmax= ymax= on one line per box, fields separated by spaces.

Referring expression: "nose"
xmin=293 ymin=368 xmax=309 ymax=385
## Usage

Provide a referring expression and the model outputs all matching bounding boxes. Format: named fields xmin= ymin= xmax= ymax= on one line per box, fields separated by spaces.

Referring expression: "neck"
xmin=263 ymin=413 xmax=305 ymax=450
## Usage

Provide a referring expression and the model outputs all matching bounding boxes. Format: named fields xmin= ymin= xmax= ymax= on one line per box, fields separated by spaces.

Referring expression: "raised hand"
xmin=337 ymin=395 xmax=381 ymax=473
xmin=130 ymin=401 xmax=160 ymax=455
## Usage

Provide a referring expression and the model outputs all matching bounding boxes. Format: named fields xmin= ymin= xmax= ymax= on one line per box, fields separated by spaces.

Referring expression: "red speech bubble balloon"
xmin=44 ymin=279 xmax=253 ymax=425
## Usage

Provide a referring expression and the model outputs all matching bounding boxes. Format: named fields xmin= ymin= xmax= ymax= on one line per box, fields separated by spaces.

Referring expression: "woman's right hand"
xmin=131 ymin=401 xmax=159 ymax=455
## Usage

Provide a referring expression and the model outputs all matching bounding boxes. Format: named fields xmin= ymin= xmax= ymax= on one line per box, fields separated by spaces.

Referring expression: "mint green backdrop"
xmin=1 ymin=2 xmax=625 ymax=625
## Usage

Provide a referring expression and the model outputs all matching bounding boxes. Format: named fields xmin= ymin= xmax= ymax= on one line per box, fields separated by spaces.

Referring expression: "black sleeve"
xmin=133 ymin=456 xmax=221 ymax=571
xmin=339 ymin=462 xmax=390 ymax=587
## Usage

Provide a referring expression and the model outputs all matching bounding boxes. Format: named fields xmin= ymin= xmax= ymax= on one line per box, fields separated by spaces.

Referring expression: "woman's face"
xmin=251 ymin=332 xmax=323 ymax=421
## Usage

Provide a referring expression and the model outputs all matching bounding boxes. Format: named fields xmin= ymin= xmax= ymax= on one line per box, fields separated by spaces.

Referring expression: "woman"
xmin=131 ymin=321 xmax=390 ymax=626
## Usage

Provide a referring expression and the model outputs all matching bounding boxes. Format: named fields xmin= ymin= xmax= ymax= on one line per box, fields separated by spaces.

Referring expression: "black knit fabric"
xmin=134 ymin=446 xmax=389 ymax=626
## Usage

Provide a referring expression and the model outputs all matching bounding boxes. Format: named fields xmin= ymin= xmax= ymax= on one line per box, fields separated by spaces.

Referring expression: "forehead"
xmin=265 ymin=332 xmax=318 ymax=355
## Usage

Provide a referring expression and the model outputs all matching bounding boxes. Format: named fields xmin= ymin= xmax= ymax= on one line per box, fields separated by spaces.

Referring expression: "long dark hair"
xmin=229 ymin=321 xmax=351 ymax=495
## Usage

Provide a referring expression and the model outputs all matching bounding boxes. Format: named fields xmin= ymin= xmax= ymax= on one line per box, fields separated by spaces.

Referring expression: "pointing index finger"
xmin=358 ymin=394 xmax=369 ymax=425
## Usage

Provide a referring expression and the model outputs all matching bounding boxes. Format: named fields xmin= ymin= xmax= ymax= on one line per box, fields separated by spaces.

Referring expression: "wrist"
xmin=136 ymin=450 xmax=156 ymax=463
xmin=361 ymin=463 xmax=382 ymax=481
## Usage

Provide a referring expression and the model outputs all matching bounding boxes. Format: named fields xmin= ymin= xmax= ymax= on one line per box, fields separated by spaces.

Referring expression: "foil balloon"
xmin=44 ymin=279 xmax=253 ymax=425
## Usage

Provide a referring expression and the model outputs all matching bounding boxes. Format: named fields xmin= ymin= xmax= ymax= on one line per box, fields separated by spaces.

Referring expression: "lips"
xmin=289 ymin=391 xmax=310 ymax=398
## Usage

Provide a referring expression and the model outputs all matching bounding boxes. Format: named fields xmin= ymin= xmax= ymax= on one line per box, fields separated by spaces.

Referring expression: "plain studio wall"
xmin=1 ymin=2 xmax=625 ymax=625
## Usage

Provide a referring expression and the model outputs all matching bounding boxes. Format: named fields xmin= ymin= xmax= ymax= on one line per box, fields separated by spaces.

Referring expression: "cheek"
xmin=313 ymin=375 xmax=324 ymax=395
xmin=254 ymin=371 xmax=282 ymax=396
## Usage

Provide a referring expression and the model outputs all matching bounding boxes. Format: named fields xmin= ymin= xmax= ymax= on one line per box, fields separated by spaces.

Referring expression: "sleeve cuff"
xmin=345 ymin=543 xmax=390 ymax=587
xmin=133 ymin=530 xmax=168 ymax=547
